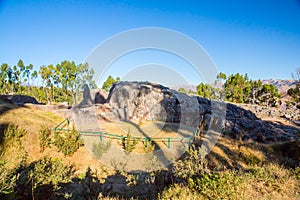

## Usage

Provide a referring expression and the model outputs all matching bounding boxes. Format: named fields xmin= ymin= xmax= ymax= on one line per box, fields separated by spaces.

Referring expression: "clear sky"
xmin=1 ymin=0 xmax=300 ymax=86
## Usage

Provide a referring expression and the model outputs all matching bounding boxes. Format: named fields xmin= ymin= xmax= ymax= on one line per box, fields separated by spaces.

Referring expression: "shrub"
xmin=53 ymin=126 xmax=83 ymax=156
xmin=143 ymin=140 xmax=155 ymax=153
xmin=173 ymin=145 xmax=209 ymax=179
xmin=92 ymin=141 xmax=111 ymax=159
xmin=122 ymin=132 xmax=137 ymax=154
xmin=29 ymin=157 xmax=73 ymax=188
xmin=0 ymin=167 xmax=19 ymax=197
xmin=0 ymin=124 xmax=27 ymax=154
xmin=39 ymin=126 xmax=52 ymax=152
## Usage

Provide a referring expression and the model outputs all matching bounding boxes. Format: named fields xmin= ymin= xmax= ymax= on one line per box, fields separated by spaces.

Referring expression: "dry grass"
xmin=1 ymin=101 xmax=299 ymax=199
xmin=0 ymin=103 xmax=114 ymax=177
xmin=99 ymin=120 xmax=195 ymax=153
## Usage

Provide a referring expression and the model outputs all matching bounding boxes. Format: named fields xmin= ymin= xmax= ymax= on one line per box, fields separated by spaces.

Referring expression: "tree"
xmin=178 ymin=88 xmax=188 ymax=94
xmin=196 ymin=83 xmax=217 ymax=99
xmin=216 ymin=72 xmax=227 ymax=83
xmin=17 ymin=59 xmax=25 ymax=94
xmin=31 ymin=70 xmax=38 ymax=86
xmin=224 ymin=73 xmax=248 ymax=103
xmin=248 ymin=80 xmax=263 ymax=104
xmin=257 ymin=84 xmax=280 ymax=107
xmin=0 ymin=63 xmax=9 ymax=94
xmin=288 ymin=68 xmax=300 ymax=109
xmin=102 ymin=75 xmax=120 ymax=92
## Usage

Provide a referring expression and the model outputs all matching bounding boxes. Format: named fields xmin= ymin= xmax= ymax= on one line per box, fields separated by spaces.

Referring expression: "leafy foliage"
xmin=287 ymin=68 xmax=300 ymax=109
xmin=39 ymin=126 xmax=52 ymax=152
xmin=0 ymin=124 xmax=27 ymax=155
xmin=0 ymin=167 xmax=19 ymax=196
xmin=29 ymin=157 xmax=74 ymax=190
xmin=53 ymin=126 xmax=83 ymax=156
xmin=92 ymin=141 xmax=111 ymax=159
xmin=122 ymin=132 xmax=137 ymax=154
xmin=143 ymin=140 xmax=155 ymax=153
xmin=196 ymin=83 xmax=218 ymax=99
xmin=102 ymin=75 xmax=120 ymax=92
xmin=186 ymin=72 xmax=281 ymax=107
xmin=0 ymin=59 xmax=97 ymax=104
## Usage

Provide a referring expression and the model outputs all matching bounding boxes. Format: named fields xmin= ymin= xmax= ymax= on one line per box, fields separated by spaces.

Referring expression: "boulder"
xmin=91 ymin=89 xmax=108 ymax=104
xmin=1 ymin=95 xmax=39 ymax=105
xmin=107 ymin=81 xmax=201 ymax=127
xmin=76 ymin=81 xmax=300 ymax=143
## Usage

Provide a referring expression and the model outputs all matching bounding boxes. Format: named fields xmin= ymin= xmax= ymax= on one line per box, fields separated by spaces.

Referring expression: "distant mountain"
xmin=261 ymin=79 xmax=298 ymax=94
xmin=173 ymin=79 xmax=299 ymax=97
xmin=171 ymin=84 xmax=197 ymax=92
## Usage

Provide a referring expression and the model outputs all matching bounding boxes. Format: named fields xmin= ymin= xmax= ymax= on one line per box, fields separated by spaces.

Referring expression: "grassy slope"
xmin=0 ymin=101 xmax=109 ymax=176
xmin=0 ymin=100 xmax=299 ymax=199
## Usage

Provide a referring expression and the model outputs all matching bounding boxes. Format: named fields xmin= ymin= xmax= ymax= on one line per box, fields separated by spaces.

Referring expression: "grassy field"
xmin=0 ymin=99 xmax=299 ymax=199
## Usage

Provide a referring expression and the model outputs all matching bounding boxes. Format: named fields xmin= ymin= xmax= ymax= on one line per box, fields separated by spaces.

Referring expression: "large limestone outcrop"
xmin=1 ymin=95 xmax=39 ymax=105
xmin=106 ymin=81 xmax=202 ymax=127
xmin=104 ymin=81 xmax=299 ymax=143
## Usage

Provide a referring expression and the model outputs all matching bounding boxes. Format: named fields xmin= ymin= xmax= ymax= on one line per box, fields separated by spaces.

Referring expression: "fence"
xmin=54 ymin=118 xmax=199 ymax=148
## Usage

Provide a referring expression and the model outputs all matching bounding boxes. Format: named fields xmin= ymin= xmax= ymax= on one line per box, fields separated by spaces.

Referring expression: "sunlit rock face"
xmin=99 ymin=81 xmax=299 ymax=143
xmin=106 ymin=81 xmax=201 ymax=127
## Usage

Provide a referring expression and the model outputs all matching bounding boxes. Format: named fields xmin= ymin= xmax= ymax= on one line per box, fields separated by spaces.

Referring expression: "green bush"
xmin=3 ymin=124 xmax=26 ymax=140
xmin=53 ymin=126 xmax=83 ymax=156
xmin=92 ymin=141 xmax=111 ymax=159
xmin=122 ymin=132 xmax=137 ymax=154
xmin=143 ymin=140 xmax=155 ymax=153
xmin=29 ymin=156 xmax=74 ymax=194
xmin=39 ymin=126 xmax=52 ymax=152
xmin=0 ymin=124 xmax=27 ymax=154
xmin=194 ymin=171 xmax=243 ymax=199
xmin=173 ymin=145 xmax=209 ymax=179
xmin=0 ymin=167 xmax=19 ymax=197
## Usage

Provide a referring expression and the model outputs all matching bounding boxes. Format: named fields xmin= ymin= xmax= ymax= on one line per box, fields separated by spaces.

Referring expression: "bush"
xmin=173 ymin=145 xmax=209 ymax=179
xmin=0 ymin=124 xmax=27 ymax=154
xmin=39 ymin=126 xmax=52 ymax=152
xmin=92 ymin=141 xmax=111 ymax=159
xmin=122 ymin=132 xmax=137 ymax=154
xmin=143 ymin=140 xmax=155 ymax=153
xmin=53 ymin=126 xmax=83 ymax=156
xmin=0 ymin=167 xmax=19 ymax=197
xmin=29 ymin=157 xmax=73 ymax=189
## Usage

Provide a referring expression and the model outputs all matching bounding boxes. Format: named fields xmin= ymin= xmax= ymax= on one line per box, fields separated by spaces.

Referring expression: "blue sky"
xmin=1 ymin=0 xmax=300 ymax=86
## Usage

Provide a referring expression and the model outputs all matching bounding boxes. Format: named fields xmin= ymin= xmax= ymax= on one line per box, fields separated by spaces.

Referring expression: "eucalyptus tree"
xmin=0 ymin=63 xmax=9 ymax=94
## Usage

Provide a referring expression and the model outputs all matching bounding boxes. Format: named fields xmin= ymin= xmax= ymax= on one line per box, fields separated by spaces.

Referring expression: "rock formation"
xmin=0 ymin=95 xmax=39 ymax=105
xmin=102 ymin=81 xmax=299 ymax=143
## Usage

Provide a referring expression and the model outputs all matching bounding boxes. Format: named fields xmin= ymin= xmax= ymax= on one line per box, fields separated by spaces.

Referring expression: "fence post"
xmin=100 ymin=132 xmax=103 ymax=141
xmin=167 ymin=138 xmax=170 ymax=148
xmin=145 ymin=138 xmax=148 ymax=147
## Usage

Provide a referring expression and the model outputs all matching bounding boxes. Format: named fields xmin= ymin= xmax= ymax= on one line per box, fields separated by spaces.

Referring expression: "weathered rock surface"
xmin=104 ymin=81 xmax=299 ymax=143
xmin=91 ymin=89 xmax=108 ymax=104
xmin=1 ymin=95 xmax=39 ymax=105
xmin=236 ymin=103 xmax=300 ymax=121
xmin=107 ymin=81 xmax=201 ymax=127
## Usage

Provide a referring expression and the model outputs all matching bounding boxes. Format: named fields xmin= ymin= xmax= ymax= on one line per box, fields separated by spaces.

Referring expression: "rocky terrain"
xmin=2 ymin=81 xmax=298 ymax=143
xmin=262 ymin=79 xmax=298 ymax=94
xmin=101 ymin=81 xmax=299 ymax=143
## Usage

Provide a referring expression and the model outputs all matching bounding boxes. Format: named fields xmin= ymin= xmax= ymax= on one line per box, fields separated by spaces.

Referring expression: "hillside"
xmin=0 ymin=92 xmax=299 ymax=199
xmin=174 ymin=79 xmax=298 ymax=94
xmin=262 ymin=79 xmax=298 ymax=94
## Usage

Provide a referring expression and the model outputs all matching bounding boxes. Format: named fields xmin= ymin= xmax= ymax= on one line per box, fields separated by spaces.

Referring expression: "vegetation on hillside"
xmin=0 ymin=59 xmax=97 ymax=104
xmin=0 ymin=60 xmax=299 ymax=198
xmin=0 ymin=123 xmax=299 ymax=199
xmin=101 ymin=75 xmax=120 ymax=92
xmin=287 ymin=68 xmax=300 ymax=109
xmin=181 ymin=72 xmax=282 ymax=107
